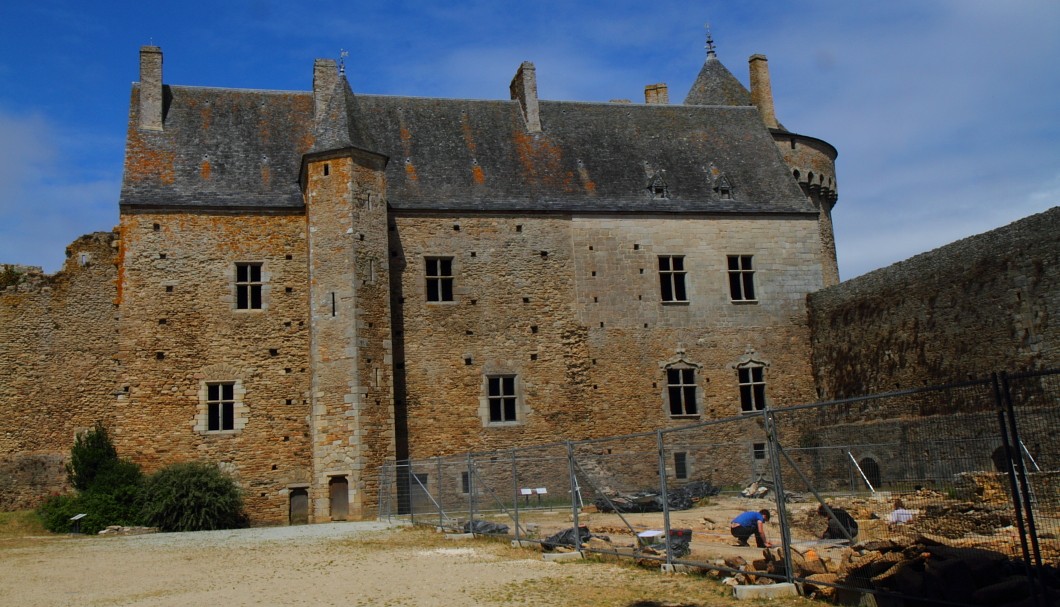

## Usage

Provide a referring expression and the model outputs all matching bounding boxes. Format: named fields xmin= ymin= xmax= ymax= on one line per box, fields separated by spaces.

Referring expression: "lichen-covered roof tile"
xmin=120 ymin=81 xmax=811 ymax=215
xmin=120 ymin=85 xmax=313 ymax=209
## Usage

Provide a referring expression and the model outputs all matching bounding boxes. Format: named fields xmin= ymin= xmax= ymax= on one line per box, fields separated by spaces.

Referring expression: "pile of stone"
xmin=716 ymin=535 xmax=1058 ymax=606
xmin=593 ymin=481 xmax=720 ymax=513
xmin=97 ymin=526 xmax=158 ymax=536
xmin=740 ymin=478 xmax=804 ymax=502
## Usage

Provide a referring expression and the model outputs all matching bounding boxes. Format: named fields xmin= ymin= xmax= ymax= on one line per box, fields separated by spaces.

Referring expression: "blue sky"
xmin=1 ymin=0 xmax=1057 ymax=278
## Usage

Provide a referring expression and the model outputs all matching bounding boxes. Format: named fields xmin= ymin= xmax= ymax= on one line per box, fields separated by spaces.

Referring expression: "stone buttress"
xmin=301 ymin=60 xmax=395 ymax=520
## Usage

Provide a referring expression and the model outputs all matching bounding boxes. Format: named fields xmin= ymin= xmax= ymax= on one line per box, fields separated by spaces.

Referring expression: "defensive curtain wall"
xmin=0 ymin=233 xmax=119 ymax=510
xmin=803 ymin=206 xmax=1059 ymax=492
xmin=809 ymin=206 xmax=1058 ymax=400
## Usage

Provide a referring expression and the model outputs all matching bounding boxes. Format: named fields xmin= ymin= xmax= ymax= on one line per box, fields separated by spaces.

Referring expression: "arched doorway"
xmin=858 ymin=457 xmax=882 ymax=489
xmin=329 ymin=476 xmax=349 ymax=521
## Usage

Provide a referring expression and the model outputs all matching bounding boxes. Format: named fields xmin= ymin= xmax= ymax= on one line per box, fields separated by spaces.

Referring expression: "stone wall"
xmin=114 ymin=211 xmax=312 ymax=524
xmin=392 ymin=213 xmax=824 ymax=474
xmin=304 ymin=152 xmax=395 ymax=521
xmin=0 ymin=232 xmax=119 ymax=508
xmin=809 ymin=207 xmax=1059 ymax=399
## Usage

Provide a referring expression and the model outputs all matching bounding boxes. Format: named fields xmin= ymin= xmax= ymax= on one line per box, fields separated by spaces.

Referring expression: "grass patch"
xmin=0 ymin=510 xmax=47 ymax=536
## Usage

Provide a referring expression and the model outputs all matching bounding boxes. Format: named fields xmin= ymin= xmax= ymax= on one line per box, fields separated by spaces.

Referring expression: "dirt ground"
xmin=493 ymin=494 xmax=887 ymax=562
xmin=0 ymin=518 xmax=808 ymax=607
xmin=489 ymin=491 xmax=1044 ymax=567
xmin=2 ymin=490 xmax=1041 ymax=606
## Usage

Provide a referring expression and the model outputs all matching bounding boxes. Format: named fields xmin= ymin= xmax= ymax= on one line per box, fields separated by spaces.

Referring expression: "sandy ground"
xmin=0 ymin=520 xmax=776 ymax=607
xmin=1 ymin=522 xmax=543 ymax=607
xmin=4 ymin=493 xmax=1028 ymax=606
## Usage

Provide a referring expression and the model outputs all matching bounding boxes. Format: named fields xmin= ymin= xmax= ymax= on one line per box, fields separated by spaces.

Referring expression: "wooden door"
xmin=329 ymin=476 xmax=349 ymax=521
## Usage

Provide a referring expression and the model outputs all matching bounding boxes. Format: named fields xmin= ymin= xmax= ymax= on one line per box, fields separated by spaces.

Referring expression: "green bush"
xmin=140 ymin=462 xmax=248 ymax=532
xmin=37 ymin=494 xmax=81 ymax=533
xmin=92 ymin=458 xmax=144 ymax=496
xmin=67 ymin=422 xmax=120 ymax=492
xmin=38 ymin=422 xmax=146 ymax=534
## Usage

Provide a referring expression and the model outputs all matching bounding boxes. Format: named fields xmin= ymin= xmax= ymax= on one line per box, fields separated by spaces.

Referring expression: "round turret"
xmin=775 ymin=131 xmax=838 ymax=211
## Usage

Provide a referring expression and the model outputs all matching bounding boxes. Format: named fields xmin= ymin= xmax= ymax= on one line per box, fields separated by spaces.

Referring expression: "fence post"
xmin=996 ymin=373 xmax=1047 ymax=607
xmin=407 ymin=459 xmax=415 ymax=526
xmin=1000 ymin=373 xmax=1045 ymax=570
xmin=512 ymin=449 xmax=521 ymax=544
xmin=437 ymin=457 xmax=444 ymax=529
xmin=991 ymin=375 xmax=1037 ymax=566
xmin=656 ymin=430 xmax=674 ymax=567
xmin=764 ymin=409 xmax=794 ymax=584
xmin=566 ymin=441 xmax=581 ymax=551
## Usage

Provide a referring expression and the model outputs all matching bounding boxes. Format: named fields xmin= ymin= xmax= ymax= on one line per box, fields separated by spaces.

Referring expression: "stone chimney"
xmin=510 ymin=62 xmax=542 ymax=133
xmin=313 ymin=59 xmax=339 ymax=121
xmin=644 ymin=83 xmax=669 ymax=105
xmin=748 ymin=54 xmax=779 ymax=129
xmin=138 ymin=46 xmax=163 ymax=131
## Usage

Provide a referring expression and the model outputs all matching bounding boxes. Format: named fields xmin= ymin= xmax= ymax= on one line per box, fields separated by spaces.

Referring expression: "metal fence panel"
xmin=378 ymin=370 xmax=1060 ymax=606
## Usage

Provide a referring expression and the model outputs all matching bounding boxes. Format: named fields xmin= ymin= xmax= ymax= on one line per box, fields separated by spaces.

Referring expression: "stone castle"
xmin=3 ymin=43 xmax=1054 ymax=525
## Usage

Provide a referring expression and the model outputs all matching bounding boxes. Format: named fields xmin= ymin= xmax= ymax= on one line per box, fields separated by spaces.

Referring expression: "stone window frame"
xmin=424 ymin=255 xmax=455 ymax=303
xmin=658 ymin=255 xmax=689 ymax=304
xmin=752 ymin=442 xmax=768 ymax=460
xmin=479 ymin=373 xmax=526 ymax=427
xmin=234 ymin=261 xmax=267 ymax=311
xmin=659 ymin=351 xmax=703 ymax=420
xmin=736 ymin=359 xmax=768 ymax=413
xmin=727 ymin=254 xmax=757 ymax=303
xmin=195 ymin=374 xmax=247 ymax=435
xmin=673 ymin=451 xmax=689 ymax=480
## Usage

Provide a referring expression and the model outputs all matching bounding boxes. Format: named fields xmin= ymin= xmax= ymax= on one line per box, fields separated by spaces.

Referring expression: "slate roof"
xmin=120 ymin=66 xmax=813 ymax=215
xmin=684 ymin=54 xmax=752 ymax=107
xmin=308 ymin=78 xmax=378 ymax=157
xmin=120 ymin=86 xmax=313 ymax=209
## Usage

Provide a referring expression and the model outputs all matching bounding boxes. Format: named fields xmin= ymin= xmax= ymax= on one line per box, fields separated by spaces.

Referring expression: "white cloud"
xmin=2 ymin=0 xmax=1056 ymax=279
xmin=0 ymin=108 xmax=118 ymax=273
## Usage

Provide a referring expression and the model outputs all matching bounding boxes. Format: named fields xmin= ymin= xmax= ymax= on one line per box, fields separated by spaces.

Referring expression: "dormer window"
xmin=647 ymin=172 xmax=669 ymax=199
xmin=714 ymin=173 xmax=734 ymax=200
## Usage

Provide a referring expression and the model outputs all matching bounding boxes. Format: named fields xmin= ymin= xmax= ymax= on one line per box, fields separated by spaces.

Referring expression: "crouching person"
xmin=730 ymin=509 xmax=773 ymax=547
xmin=818 ymin=504 xmax=858 ymax=542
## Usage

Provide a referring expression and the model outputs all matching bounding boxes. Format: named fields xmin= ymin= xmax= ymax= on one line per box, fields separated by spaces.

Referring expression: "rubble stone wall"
xmin=114 ymin=211 xmax=312 ymax=524
xmin=0 ymin=233 xmax=119 ymax=508
xmin=809 ymin=207 xmax=1060 ymax=399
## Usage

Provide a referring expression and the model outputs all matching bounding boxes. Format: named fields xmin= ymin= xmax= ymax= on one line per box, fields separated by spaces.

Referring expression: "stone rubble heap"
xmin=715 ymin=534 xmax=1058 ymax=606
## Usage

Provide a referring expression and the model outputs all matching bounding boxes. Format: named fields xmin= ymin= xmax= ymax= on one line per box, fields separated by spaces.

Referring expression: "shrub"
xmin=0 ymin=265 xmax=21 ymax=289
xmin=37 ymin=494 xmax=81 ymax=533
xmin=141 ymin=462 xmax=248 ymax=532
xmin=39 ymin=491 xmax=143 ymax=536
xmin=67 ymin=422 xmax=120 ymax=492
xmin=37 ymin=422 xmax=145 ymax=534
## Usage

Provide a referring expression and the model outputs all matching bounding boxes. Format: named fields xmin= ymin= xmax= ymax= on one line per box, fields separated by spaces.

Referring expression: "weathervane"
xmin=705 ymin=23 xmax=716 ymax=57
xmin=339 ymin=49 xmax=348 ymax=75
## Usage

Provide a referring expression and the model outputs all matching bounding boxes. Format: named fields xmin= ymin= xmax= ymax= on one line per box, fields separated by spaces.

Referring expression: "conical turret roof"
xmin=684 ymin=54 xmax=751 ymax=106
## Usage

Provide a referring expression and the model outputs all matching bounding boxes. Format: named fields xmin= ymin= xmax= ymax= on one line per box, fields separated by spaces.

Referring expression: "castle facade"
xmin=2 ymin=44 xmax=840 ymax=523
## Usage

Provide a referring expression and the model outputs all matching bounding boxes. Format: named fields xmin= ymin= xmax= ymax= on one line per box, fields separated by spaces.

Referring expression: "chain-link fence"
xmin=379 ymin=370 xmax=1059 ymax=606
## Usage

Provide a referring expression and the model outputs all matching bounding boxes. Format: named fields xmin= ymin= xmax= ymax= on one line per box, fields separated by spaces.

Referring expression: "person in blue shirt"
xmin=730 ymin=509 xmax=773 ymax=547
